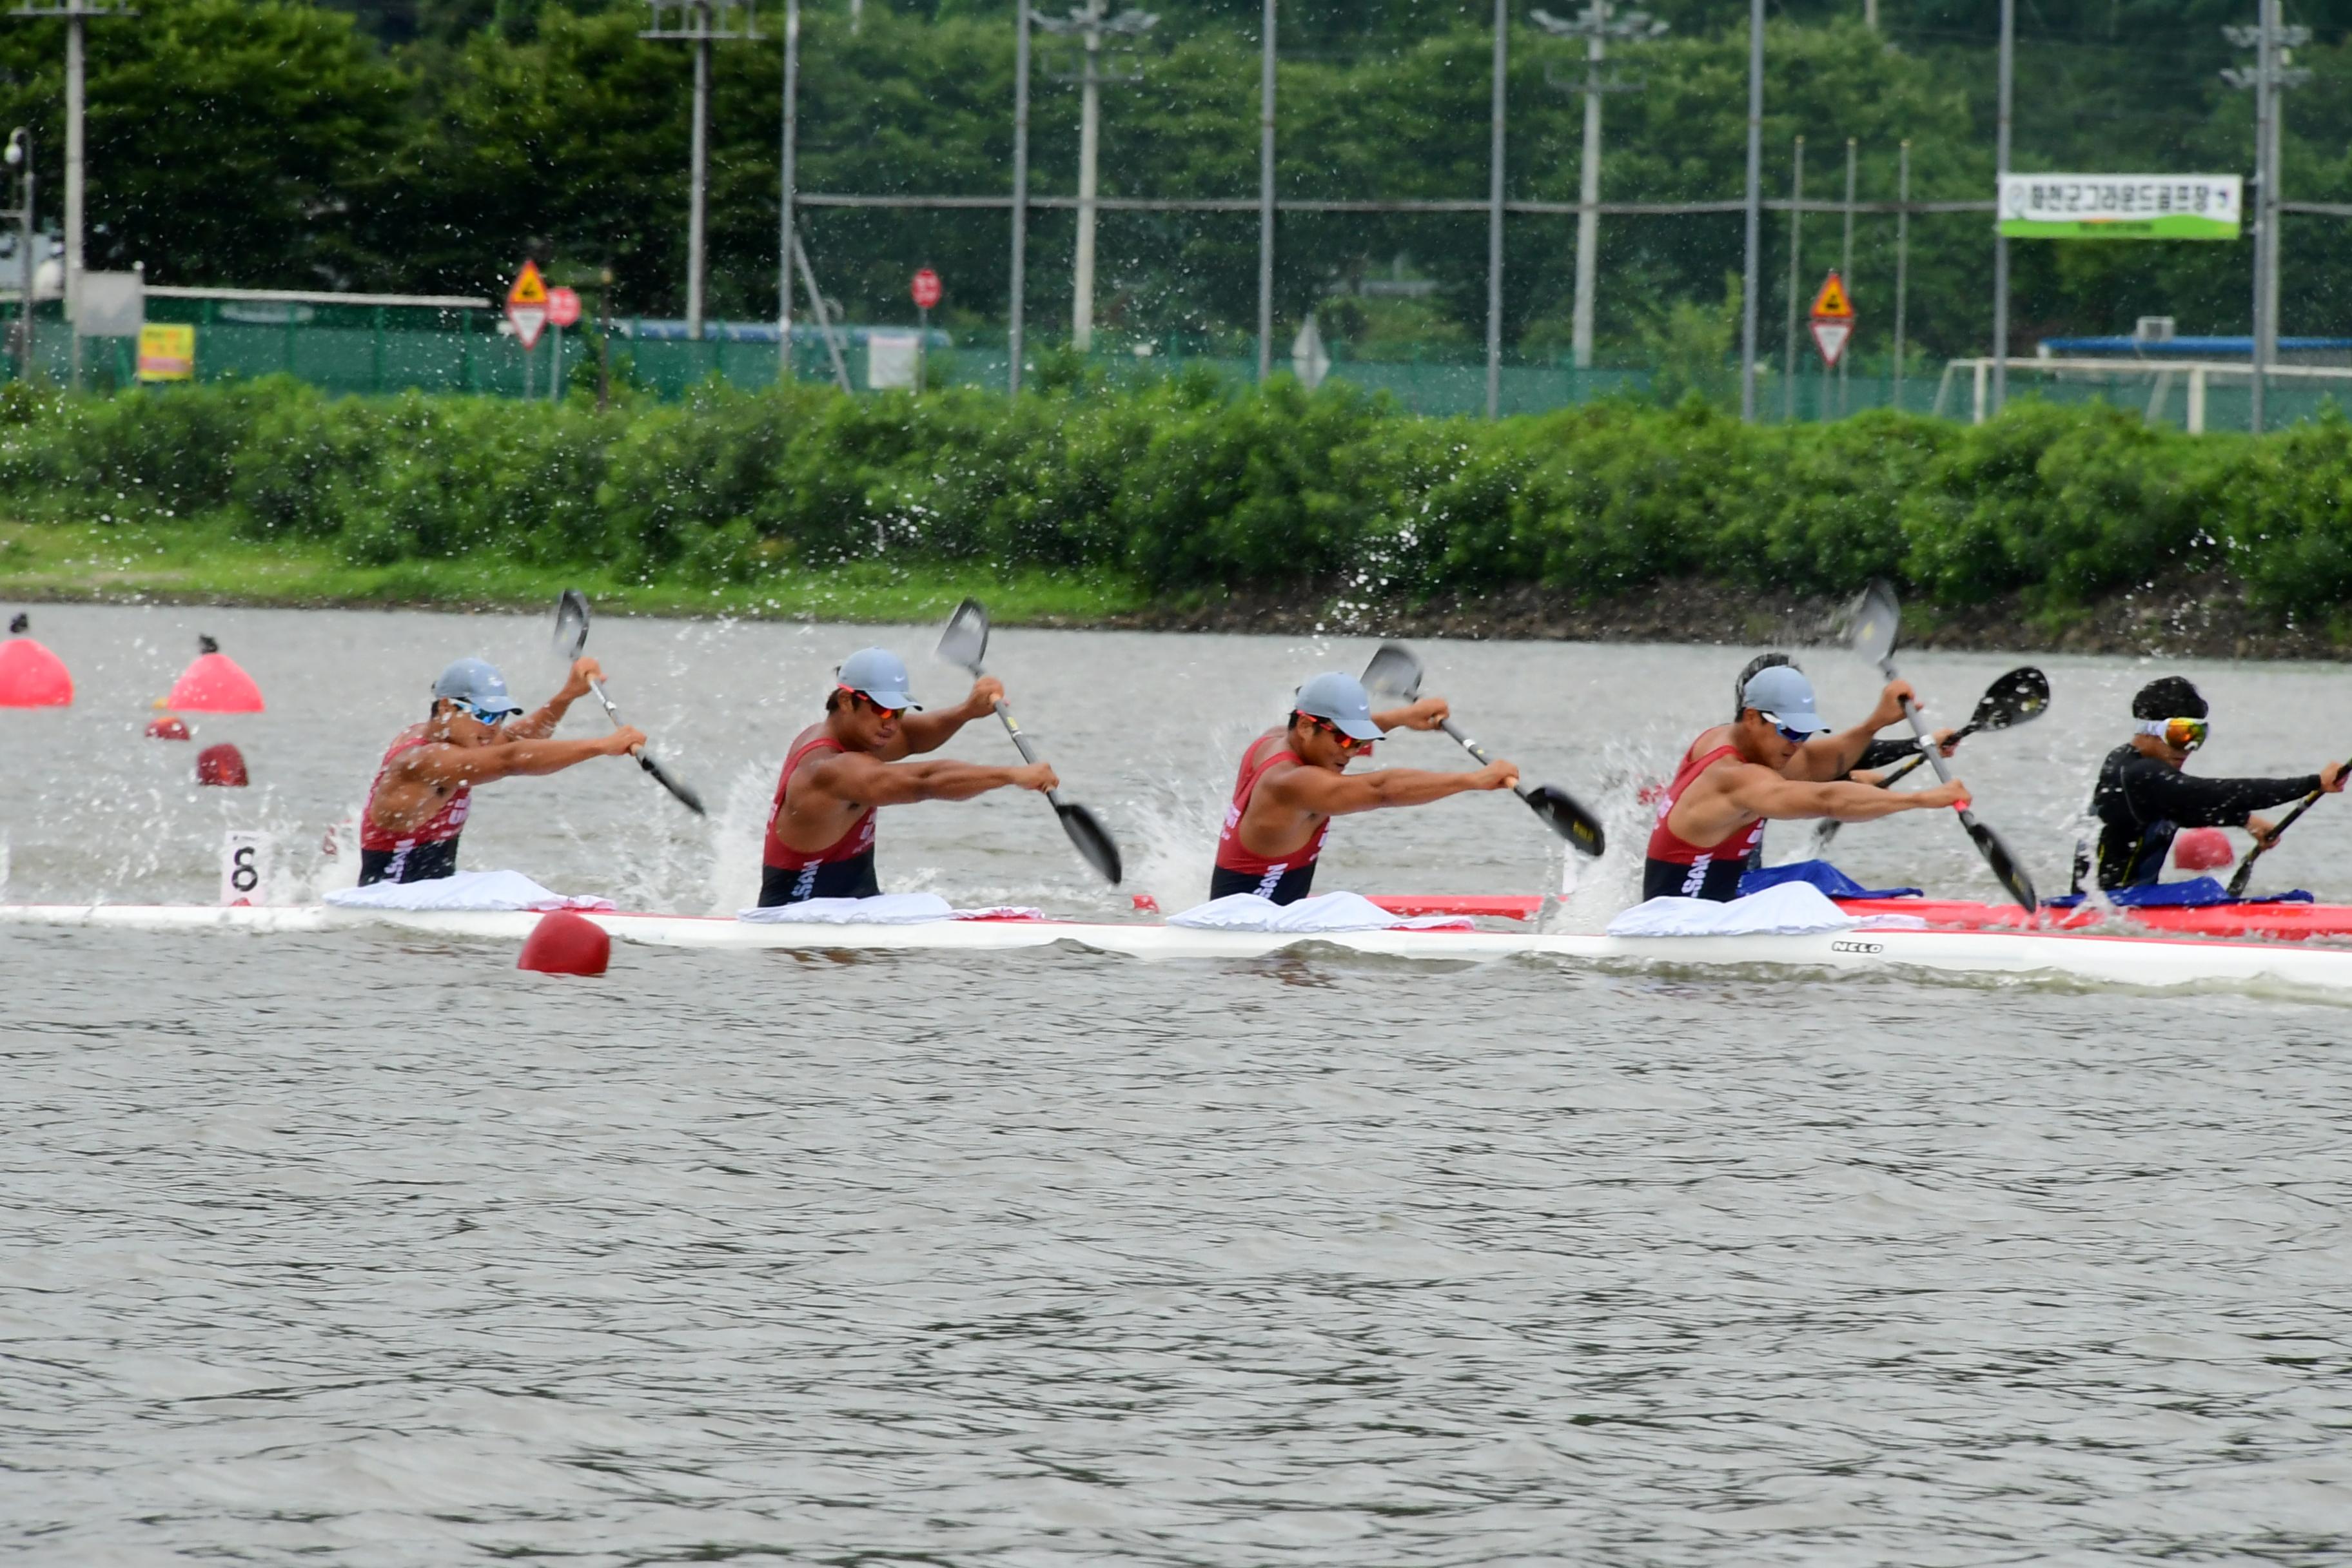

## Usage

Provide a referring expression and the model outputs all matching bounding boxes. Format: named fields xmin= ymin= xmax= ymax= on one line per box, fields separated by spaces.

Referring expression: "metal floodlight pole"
xmin=2224 ymin=11 xmax=2305 ymax=434
xmin=778 ymin=0 xmax=798 ymax=377
xmin=1783 ymin=135 xmax=1802 ymax=422
xmin=1255 ymin=0 xmax=1274 ymax=383
xmin=1992 ymin=0 xmax=2013 ymax=415
xmin=642 ymin=0 xmax=760 ymax=343
xmin=1738 ymin=0 xmax=1762 ymax=421
xmin=1894 ymin=139 xmax=1909 ymax=411
xmin=1010 ymin=0 xmax=1030 ymax=393
xmin=7 ymin=0 xmax=132 ymax=392
xmin=1034 ymin=1 xmax=1157 ymax=355
xmin=1533 ymin=2 xmax=1668 ymax=374
xmin=1485 ymin=0 xmax=1506 ymax=420
xmin=6 ymin=128 xmax=30 ymax=380
xmin=1839 ymin=136 xmax=1854 ymax=415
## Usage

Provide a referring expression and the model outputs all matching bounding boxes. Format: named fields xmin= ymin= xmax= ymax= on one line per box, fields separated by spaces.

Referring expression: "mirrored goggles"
xmin=839 ymin=685 xmax=904 ymax=722
xmin=1759 ymin=711 xmax=1812 ymax=746
xmin=1301 ymin=712 xmax=1375 ymax=752
xmin=2139 ymin=716 xmax=2208 ymax=752
xmin=457 ymin=700 xmax=520 ymax=727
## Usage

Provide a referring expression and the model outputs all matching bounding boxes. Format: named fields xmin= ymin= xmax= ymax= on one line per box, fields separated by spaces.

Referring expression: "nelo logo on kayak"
xmin=1831 ymin=939 xmax=1884 ymax=955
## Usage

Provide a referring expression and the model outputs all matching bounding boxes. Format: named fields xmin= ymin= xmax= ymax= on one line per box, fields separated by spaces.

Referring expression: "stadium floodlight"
xmin=1032 ymin=0 xmax=1159 ymax=351
xmin=2223 ymin=4 xmax=2308 ymax=432
xmin=1532 ymin=2 xmax=1668 ymax=371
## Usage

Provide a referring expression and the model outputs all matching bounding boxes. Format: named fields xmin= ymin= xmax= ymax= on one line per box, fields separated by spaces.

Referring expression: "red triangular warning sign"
xmin=1810 ymin=271 xmax=1853 ymax=320
xmin=507 ymin=260 xmax=548 ymax=308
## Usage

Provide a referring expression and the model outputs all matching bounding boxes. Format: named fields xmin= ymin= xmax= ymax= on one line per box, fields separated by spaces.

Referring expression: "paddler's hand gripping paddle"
xmin=935 ymin=598 xmax=1122 ymax=885
xmin=1814 ymin=665 xmax=2049 ymax=850
xmin=1847 ymin=580 xmax=2037 ymax=912
xmin=553 ymin=589 xmax=708 ymax=815
xmin=2226 ymin=763 xmax=2347 ymax=897
xmin=1359 ymin=642 xmax=1606 ymax=858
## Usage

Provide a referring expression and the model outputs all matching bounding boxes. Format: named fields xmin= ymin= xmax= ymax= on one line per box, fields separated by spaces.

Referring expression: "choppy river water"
xmin=5 ymin=605 xmax=2350 ymax=1563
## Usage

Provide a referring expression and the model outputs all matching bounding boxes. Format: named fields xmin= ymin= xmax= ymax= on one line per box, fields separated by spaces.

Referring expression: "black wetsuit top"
xmin=1209 ymin=861 xmax=1319 ymax=906
xmin=2073 ymin=745 xmax=2318 ymax=892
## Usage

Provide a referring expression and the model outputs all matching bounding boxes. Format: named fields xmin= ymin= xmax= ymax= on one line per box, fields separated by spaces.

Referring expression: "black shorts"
xmin=759 ymin=850 xmax=882 ymax=906
xmin=1209 ymin=861 xmax=1319 ymax=907
xmin=358 ymin=838 xmax=461 ymax=886
xmin=1642 ymin=855 xmax=1745 ymax=903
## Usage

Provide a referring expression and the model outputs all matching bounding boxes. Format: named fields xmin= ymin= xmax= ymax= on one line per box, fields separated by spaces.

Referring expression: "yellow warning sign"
xmin=507 ymin=260 xmax=548 ymax=307
xmin=1810 ymin=271 xmax=1853 ymax=320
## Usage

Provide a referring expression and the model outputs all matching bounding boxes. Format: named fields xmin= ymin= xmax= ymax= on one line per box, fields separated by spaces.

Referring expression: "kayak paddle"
xmin=552 ymin=588 xmax=708 ymax=815
xmin=1847 ymin=580 xmax=2038 ymax=912
xmin=2226 ymin=765 xmax=2345 ymax=896
xmin=1814 ymin=665 xmax=2050 ymax=849
xmin=1359 ymin=641 xmax=1607 ymax=858
xmin=935 ymin=596 xmax=1122 ymax=885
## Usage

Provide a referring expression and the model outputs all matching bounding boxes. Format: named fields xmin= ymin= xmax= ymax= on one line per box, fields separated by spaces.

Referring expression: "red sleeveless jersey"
xmin=1214 ymin=729 xmax=1331 ymax=877
xmin=359 ymin=729 xmax=473 ymax=853
xmin=1644 ymin=741 xmax=1765 ymax=867
xmin=763 ymin=722 xmax=879 ymax=870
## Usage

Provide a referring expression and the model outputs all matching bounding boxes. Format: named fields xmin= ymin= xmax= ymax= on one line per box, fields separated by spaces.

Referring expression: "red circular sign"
xmin=910 ymin=269 xmax=942 ymax=310
xmin=546 ymin=286 xmax=582 ymax=328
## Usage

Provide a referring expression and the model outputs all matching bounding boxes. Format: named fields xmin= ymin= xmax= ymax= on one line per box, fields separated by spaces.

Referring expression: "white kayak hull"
xmin=7 ymin=901 xmax=2352 ymax=1001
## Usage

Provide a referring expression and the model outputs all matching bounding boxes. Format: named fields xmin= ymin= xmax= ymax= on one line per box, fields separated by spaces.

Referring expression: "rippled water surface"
xmin=6 ymin=607 xmax=2352 ymax=1562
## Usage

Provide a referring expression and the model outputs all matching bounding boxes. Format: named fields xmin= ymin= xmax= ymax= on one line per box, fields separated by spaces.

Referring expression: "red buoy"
xmin=518 ymin=909 xmax=611 ymax=976
xmin=195 ymin=742 xmax=249 ymax=787
xmin=166 ymin=635 xmax=264 ymax=712
xmin=146 ymin=714 xmax=191 ymax=740
xmin=2173 ymin=827 xmax=2234 ymax=871
xmin=0 ymin=614 xmax=72 ymax=707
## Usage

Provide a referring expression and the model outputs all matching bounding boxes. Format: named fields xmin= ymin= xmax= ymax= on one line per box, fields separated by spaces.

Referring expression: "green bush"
xmin=0 ymin=378 xmax=2323 ymax=620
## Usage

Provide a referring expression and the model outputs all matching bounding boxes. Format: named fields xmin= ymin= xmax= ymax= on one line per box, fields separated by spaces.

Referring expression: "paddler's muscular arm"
xmin=1787 ymin=680 xmax=1923 ymax=780
xmin=1262 ymin=759 xmax=1518 ymax=818
xmin=1374 ymin=697 xmax=1450 ymax=732
xmin=803 ymin=749 xmax=1054 ymax=807
xmin=402 ymin=729 xmax=644 ymax=787
xmin=506 ymin=658 xmax=603 ymax=741
xmin=1724 ymin=767 xmax=1968 ymax=823
xmin=896 ymin=678 xmax=1007 ymax=755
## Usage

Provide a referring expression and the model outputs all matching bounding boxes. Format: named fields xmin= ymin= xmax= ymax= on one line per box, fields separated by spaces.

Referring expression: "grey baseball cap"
xmin=433 ymin=657 xmax=523 ymax=716
xmin=1740 ymin=663 xmax=1829 ymax=734
xmin=836 ymin=647 xmax=920 ymax=710
xmin=1293 ymin=671 xmax=1383 ymax=742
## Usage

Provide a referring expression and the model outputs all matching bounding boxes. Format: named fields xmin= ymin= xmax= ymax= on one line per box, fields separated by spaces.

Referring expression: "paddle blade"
xmin=1963 ymin=812 xmax=2038 ymax=912
xmin=937 ymin=597 xmax=990 ymax=675
xmin=639 ymin=753 xmax=708 ymax=816
xmin=1525 ymin=783 xmax=1607 ymax=859
xmin=1056 ymin=801 xmax=1122 ymax=885
xmin=1360 ymin=642 xmax=1424 ymax=701
xmin=1975 ymin=666 xmax=2051 ymax=732
xmin=1847 ymin=579 xmax=1901 ymax=667
xmin=554 ymin=589 xmax=591 ymax=663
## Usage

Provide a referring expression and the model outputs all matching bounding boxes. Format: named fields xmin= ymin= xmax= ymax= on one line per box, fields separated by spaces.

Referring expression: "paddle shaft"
xmin=584 ymin=676 xmax=647 ymax=761
xmin=990 ymin=697 xmax=1072 ymax=809
xmin=1439 ymin=718 xmax=1538 ymax=807
xmin=1870 ymin=719 xmax=1981 ymax=789
xmin=1878 ymin=660 xmax=2007 ymax=846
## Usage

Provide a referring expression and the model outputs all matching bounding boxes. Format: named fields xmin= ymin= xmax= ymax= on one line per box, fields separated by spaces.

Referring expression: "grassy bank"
xmin=5 ymin=377 xmax=2351 ymax=649
xmin=0 ymin=518 xmax=1145 ymax=623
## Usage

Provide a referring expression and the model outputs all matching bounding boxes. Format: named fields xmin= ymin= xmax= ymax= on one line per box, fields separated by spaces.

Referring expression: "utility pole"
xmin=1010 ymin=0 xmax=1030 ymax=393
xmin=1992 ymin=0 xmax=2013 ymax=415
xmin=1034 ymin=0 xmax=1157 ymax=354
xmin=1783 ymin=135 xmax=1802 ymax=422
xmin=1255 ymin=0 xmax=1274 ymax=382
xmin=1738 ymin=0 xmax=1762 ymax=421
xmin=778 ymin=0 xmax=798 ymax=377
xmin=1485 ymin=0 xmax=1506 ymax=419
xmin=1533 ymin=2 xmax=1667 ymax=373
xmin=2226 ymin=6 xmax=2307 ymax=433
xmin=642 ymin=0 xmax=760 ymax=342
xmin=1894 ymin=140 xmax=1909 ymax=411
xmin=7 ymin=0 xmax=132 ymax=391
